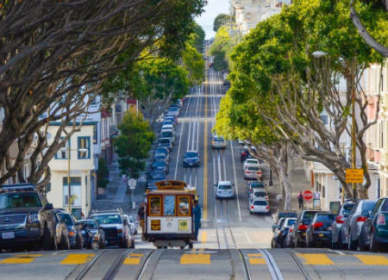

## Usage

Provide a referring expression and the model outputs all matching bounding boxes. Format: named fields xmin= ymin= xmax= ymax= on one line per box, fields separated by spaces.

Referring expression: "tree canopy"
xmin=213 ymin=13 xmax=233 ymax=32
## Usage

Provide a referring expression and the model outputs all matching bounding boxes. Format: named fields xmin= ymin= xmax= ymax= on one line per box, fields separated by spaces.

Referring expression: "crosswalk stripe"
xmin=201 ymin=231 xmax=207 ymax=243
xmin=355 ymin=254 xmax=388 ymax=266
xmin=123 ymin=253 xmax=144 ymax=265
xmin=297 ymin=253 xmax=334 ymax=265
xmin=0 ymin=254 xmax=42 ymax=264
xmin=180 ymin=253 xmax=211 ymax=264
xmin=60 ymin=253 xmax=95 ymax=265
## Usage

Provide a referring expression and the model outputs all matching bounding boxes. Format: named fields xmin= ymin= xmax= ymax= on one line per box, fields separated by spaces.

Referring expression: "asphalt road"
xmin=2 ymin=51 xmax=388 ymax=279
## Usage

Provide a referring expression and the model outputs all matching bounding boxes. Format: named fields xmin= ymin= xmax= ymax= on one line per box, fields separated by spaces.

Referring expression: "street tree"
xmin=209 ymin=26 xmax=236 ymax=72
xmin=213 ymin=14 xmax=233 ymax=32
xmin=0 ymin=0 xmax=204 ymax=188
xmin=114 ymin=110 xmax=155 ymax=179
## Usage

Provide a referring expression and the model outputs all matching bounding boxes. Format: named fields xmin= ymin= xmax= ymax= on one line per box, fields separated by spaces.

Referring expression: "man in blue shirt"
xmin=193 ymin=198 xmax=201 ymax=241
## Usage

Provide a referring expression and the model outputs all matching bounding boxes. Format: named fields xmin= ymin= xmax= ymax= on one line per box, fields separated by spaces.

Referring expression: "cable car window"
xmin=149 ymin=196 xmax=161 ymax=216
xmin=177 ymin=196 xmax=190 ymax=216
xmin=164 ymin=195 xmax=175 ymax=216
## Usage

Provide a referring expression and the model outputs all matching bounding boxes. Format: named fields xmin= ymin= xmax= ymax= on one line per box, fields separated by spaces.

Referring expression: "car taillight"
xmin=336 ymin=216 xmax=344 ymax=224
xmin=377 ymin=214 xmax=386 ymax=225
xmin=245 ymin=170 xmax=249 ymax=174
xmin=298 ymin=224 xmax=308 ymax=231
xmin=356 ymin=216 xmax=367 ymax=223
xmin=313 ymin=222 xmax=324 ymax=229
xmin=289 ymin=228 xmax=293 ymax=233
xmin=250 ymin=205 xmax=254 ymax=209
xmin=266 ymin=206 xmax=270 ymax=209
xmin=68 ymin=231 xmax=75 ymax=237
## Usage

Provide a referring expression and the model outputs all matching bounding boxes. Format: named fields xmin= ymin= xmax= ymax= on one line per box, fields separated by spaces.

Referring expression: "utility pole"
xmin=67 ymin=138 xmax=72 ymax=214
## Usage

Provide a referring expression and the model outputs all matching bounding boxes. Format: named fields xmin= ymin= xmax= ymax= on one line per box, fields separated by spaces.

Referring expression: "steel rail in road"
xmin=260 ymin=249 xmax=284 ymax=280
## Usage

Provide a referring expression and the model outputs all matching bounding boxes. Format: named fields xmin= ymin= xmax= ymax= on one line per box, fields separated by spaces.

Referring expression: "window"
xmin=149 ymin=196 xmax=161 ymax=216
xmin=177 ymin=196 xmax=191 ymax=216
xmin=164 ymin=195 xmax=175 ymax=216
xmin=78 ymin=136 xmax=90 ymax=159
xmin=55 ymin=138 xmax=70 ymax=159
xmin=63 ymin=177 xmax=81 ymax=207
xmin=93 ymin=125 xmax=97 ymax=144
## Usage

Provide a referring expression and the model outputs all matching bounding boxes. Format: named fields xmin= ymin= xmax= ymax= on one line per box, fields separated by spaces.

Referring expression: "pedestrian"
xmin=137 ymin=202 xmax=145 ymax=240
xmin=193 ymin=198 xmax=201 ymax=241
xmin=298 ymin=191 xmax=304 ymax=210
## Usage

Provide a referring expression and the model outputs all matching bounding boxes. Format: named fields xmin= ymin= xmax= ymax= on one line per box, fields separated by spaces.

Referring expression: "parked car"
xmin=331 ymin=201 xmax=356 ymax=249
xmin=0 ymin=184 xmax=58 ymax=251
xmin=151 ymin=160 xmax=169 ymax=174
xmin=89 ymin=210 xmax=134 ymax=248
xmin=162 ymin=119 xmax=175 ymax=127
xmin=54 ymin=209 xmax=83 ymax=249
xmin=249 ymin=190 xmax=269 ymax=201
xmin=359 ymin=197 xmax=388 ymax=251
xmin=166 ymin=106 xmax=180 ymax=117
xmin=160 ymin=130 xmax=175 ymax=145
xmin=284 ymin=223 xmax=296 ymax=248
xmin=154 ymin=146 xmax=169 ymax=157
xmin=240 ymin=148 xmax=252 ymax=162
xmin=215 ymin=181 xmax=235 ymax=199
xmin=306 ymin=212 xmax=335 ymax=248
xmin=243 ymin=158 xmax=260 ymax=170
xmin=272 ymin=211 xmax=298 ymax=233
xmin=275 ymin=218 xmax=297 ymax=248
xmin=161 ymin=124 xmax=174 ymax=131
xmin=292 ymin=210 xmax=320 ymax=247
xmin=153 ymin=153 xmax=169 ymax=164
xmin=248 ymin=181 xmax=265 ymax=198
xmin=158 ymin=138 xmax=173 ymax=151
xmin=271 ymin=218 xmax=286 ymax=248
xmin=342 ymin=199 xmax=377 ymax=250
xmin=147 ymin=171 xmax=166 ymax=190
xmin=78 ymin=219 xmax=106 ymax=249
xmin=211 ymin=135 xmax=227 ymax=149
xmin=183 ymin=151 xmax=200 ymax=168
xmin=163 ymin=115 xmax=177 ymax=125
xmin=249 ymin=198 xmax=270 ymax=214
xmin=244 ymin=165 xmax=263 ymax=180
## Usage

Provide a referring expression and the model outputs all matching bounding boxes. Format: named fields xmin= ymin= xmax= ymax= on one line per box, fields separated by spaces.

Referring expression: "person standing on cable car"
xmin=193 ymin=198 xmax=201 ymax=241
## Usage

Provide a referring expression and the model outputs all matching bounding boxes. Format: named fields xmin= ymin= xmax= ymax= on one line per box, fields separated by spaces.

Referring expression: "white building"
xmin=47 ymin=122 xmax=96 ymax=218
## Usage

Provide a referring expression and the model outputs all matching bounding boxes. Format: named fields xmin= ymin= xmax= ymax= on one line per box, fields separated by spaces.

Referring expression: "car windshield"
xmin=246 ymin=159 xmax=258 ymax=164
xmin=219 ymin=184 xmax=232 ymax=190
xmin=162 ymin=132 xmax=172 ymax=137
xmin=254 ymin=200 xmax=268 ymax=206
xmin=93 ymin=214 xmax=121 ymax=225
xmin=81 ymin=221 xmax=97 ymax=229
xmin=302 ymin=211 xmax=318 ymax=224
xmin=214 ymin=137 xmax=224 ymax=141
xmin=0 ymin=192 xmax=42 ymax=209
xmin=381 ymin=200 xmax=388 ymax=211
xmin=251 ymin=182 xmax=264 ymax=188
xmin=155 ymin=148 xmax=168 ymax=154
xmin=185 ymin=152 xmax=198 ymax=158
xmin=153 ymin=161 xmax=166 ymax=167
xmin=57 ymin=213 xmax=74 ymax=226
xmin=254 ymin=192 xmax=266 ymax=197
xmin=316 ymin=214 xmax=335 ymax=224
xmin=159 ymin=139 xmax=170 ymax=144
xmin=247 ymin=166 xmax=259 ymax=171
xmin=361 ymin=201 xmax=377 ymax=216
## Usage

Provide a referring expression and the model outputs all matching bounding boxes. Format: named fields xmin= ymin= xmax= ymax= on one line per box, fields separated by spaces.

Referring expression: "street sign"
xmin=128 ymin=178 xmax=137 ymax=190
xmin=345 ymin=168 xmax=364 ymax=183
xmin=303 ymin=190 xmax=313 ymax=201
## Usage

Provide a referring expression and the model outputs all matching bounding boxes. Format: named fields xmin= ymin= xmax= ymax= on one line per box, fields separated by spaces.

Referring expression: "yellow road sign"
xmin=345 ymin=168 xmax=364 ymax=183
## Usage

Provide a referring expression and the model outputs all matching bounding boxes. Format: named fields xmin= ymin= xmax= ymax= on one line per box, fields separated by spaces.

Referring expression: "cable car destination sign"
xmin=345 ymin=168 xmax=364 ymax=183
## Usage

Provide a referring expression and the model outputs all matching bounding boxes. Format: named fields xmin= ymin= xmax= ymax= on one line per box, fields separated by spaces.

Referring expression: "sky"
xmin=195 ymin=0 xmax=230 ymax=39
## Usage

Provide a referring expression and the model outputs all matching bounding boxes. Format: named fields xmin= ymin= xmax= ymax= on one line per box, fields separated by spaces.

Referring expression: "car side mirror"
xmin=43 ymin=203 xmax=53 ymax=210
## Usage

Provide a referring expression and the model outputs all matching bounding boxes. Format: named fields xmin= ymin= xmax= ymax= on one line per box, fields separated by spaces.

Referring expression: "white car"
xmin=211 ymin=135 xmax=227 ymax=149
xmin=244 ymin=165 xmax=263 ymax=180
xmin=243 ymin=158 xmax=260 ymax=169
xmin=249 ymin=198 xmax=270 ymax=214
xmin=215 ymin=181 xmax=235 ymax=199
xmin=161 ymin=124 xmax=174 ymax=131
xmin=249 ymin=190 xmax=269 ymax=201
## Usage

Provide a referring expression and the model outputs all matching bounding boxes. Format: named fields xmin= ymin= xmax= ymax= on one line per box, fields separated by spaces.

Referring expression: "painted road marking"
xmin=201 ymin=231 xmax=207 ymax=243
xmin=61 ymin=253 xmax=95 ymax=265
xmin=124 ymin=253 xmax=144 ymax=265
xmin=297 ymin=253 xmax=334 ymax=265
xmin=0 ymin=254 xmax=42 ymax=264
xmin=355 ymin=254 xmax=388 ymax=266
xmin=181 ymin=253 xmax=211 ymax=265
xmin=203 ymin=75 xmax=208 ymax=221
xmin=248 ymin=253 xmax=266 ymax=265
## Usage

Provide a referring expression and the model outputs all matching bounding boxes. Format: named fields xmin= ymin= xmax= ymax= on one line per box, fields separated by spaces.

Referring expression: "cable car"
xmin=144 ymin=180 xmax=197 ymax=249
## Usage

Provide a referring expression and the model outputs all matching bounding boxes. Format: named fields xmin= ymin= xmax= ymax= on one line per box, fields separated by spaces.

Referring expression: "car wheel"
xmin=91 ymin=241 xmax=99 ymax=250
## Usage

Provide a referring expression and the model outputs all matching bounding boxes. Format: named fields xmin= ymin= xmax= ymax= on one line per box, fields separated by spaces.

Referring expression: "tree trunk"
xmin=279 ymin=144 xmax=292 ymax=210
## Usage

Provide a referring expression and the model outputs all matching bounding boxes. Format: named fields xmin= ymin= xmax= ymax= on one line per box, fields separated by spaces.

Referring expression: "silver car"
xmin=342 ymin=199 xmax=376 ymax=250
xmin=249 ymin=198 xmax=270 ymax=214
xmin=215 ymin=181 xmax=235 ymax=199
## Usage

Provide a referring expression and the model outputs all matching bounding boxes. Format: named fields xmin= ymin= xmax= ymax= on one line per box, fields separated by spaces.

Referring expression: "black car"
xmin=306 ymin=212 xmax=335 ymax=248
xmin=154 ymin=147 xmax=169 ymax=157
xmin=293 ymin=210 xmax=320 ymax=247
xmin=183 ymin=151 xmax=200 ymax=168
xmin=89 ymin=210 xmax=134 ymax=248
xmin=272 ymin=218 xmax=296 ymax=248
xmin=0 ymin=184 xmax=57 ymax=251
xmin=78 ymin=219 xmax=106 ymax=249
xmin=151 ymin=160 xmax=169 ymax=174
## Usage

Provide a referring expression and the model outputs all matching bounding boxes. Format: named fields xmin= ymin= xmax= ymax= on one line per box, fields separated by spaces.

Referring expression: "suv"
xmin=89 ymin=209 xmax=134 ymax=248
xmin=0 ymin=184 xmax=57 ymax=250
xmin=292 ymin=210 xmax=320 ymax=247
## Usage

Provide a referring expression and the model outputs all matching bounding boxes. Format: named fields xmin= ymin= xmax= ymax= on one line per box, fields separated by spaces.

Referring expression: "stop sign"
xmin=303 ymin=190 xmax=313 ymax=201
